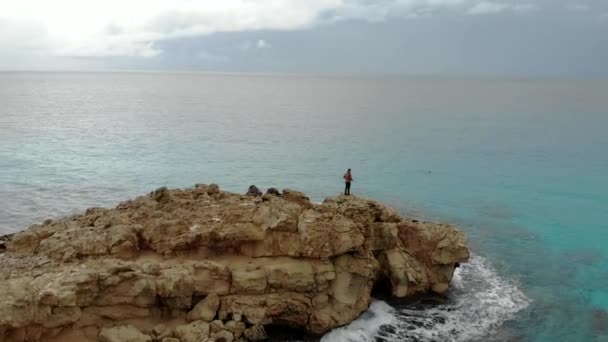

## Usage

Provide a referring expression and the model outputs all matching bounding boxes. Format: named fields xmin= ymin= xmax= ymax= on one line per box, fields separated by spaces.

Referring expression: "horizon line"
xmin=1 ymin=69 xmax=607 ymax=82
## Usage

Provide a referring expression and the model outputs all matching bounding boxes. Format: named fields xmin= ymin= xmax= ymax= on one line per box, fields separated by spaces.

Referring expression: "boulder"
xmin=224 ymin=320 xmax=246 ymax=338
xmin=207 ymin=184 xmax=220 ymax=195
xmin=211 ymin=329 xmax=234 ymax=342
xmin=209 ymin=320 xmax=224 ymax=333
xmin=243 ymin=325 xmax=267 ymax=341
xmin=246 ymin=185 xmax=263 ymax=196
xmin=173 ymin=321 xmax=210 ymax=342
xmin=265 ymin=188 xmax=281 ymax=196
xmin=281 ymin=189 xmax=312 ymax=207
xmin=188 ymin=294 xmax=220 ymax=322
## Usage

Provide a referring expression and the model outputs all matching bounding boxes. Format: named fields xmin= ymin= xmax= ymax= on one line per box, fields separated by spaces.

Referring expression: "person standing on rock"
xmin=344 ymin=168 xmax=353 ymax=195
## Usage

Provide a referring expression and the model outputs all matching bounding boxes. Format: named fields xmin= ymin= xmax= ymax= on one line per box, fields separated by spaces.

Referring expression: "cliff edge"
xmin=0 ymin=184 xmax=469 ymax=341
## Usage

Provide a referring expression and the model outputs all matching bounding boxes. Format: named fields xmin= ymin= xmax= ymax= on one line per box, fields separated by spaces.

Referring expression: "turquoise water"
xmin=1 ymin=72 xmax=607 ymax=341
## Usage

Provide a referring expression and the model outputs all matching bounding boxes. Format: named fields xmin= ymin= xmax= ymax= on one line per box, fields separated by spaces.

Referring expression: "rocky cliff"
xmin=0 ymin=184 xmax=469 ymax=342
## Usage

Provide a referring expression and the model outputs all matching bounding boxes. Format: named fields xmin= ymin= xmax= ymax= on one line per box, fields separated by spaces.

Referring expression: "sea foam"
xmin=322 ymin=256 xmax=530 ymax=342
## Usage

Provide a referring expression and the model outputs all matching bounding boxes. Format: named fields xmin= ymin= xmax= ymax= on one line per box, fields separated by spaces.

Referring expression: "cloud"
xmin=0 ymin=0 xmax=344 ymax=58
xmin=512 ymin=3 xmax=538 ymax=13
xmin=0 ymin=18 xmax=50 ymax=51
xmin=567 ymin=4 xmax=590 ymax=11
xmin=197 ymin=51 xmax=228 ymax=63
xmin=467 ymin=2 xmax=509 ymax=14
xmin=257 ymin=39 xmax=271 ymax=49
xmin=238 ymin=39 xmax=272 ymax=51
xmin=324 ymin=0 xmax=470 ymax=22
xmin=0 ymin=0 xmax=546 ymax=58
xmin=0 ymin=0 xmax=484 ymax=58
xmin=467 ymin=2 xmax=538 ymax=15
xmin=56 ymin=38 xmax=162 ymax=58
xmin=238 ymin=41 xmax=252 ymax=51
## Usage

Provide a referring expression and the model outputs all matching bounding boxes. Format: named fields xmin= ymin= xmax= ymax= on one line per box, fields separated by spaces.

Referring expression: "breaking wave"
xmin=322 ymin=256 xmax=530 ymax=342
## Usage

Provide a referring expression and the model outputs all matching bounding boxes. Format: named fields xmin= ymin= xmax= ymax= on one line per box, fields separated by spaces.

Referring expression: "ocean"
xmin=1 ymin=71 xmax=607 ymax=341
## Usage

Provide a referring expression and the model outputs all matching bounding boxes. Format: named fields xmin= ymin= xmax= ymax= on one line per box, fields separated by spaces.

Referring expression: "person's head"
xmin=347 ymin=168 xmax=351 ymax=172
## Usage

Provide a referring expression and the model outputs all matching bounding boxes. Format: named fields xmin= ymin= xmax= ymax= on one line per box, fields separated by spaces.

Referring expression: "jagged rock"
xmin=243 ymin=325 xmax=267 ymax=341
xmin=173 ymin=320 xmax=210 ymax=342
xmin=207 ymin=184 xmax=220 ymax=195
xmin=161 ymin=338 xmax=179 ymax=342
xmin=224 ymin=320 xmax=246 ymax=338
xmin=7 ymin=231 xmax=38 ymax=254
xmin=152 ymin=323 xmax=167 ymax=337
xmin=212 ymin=329 xmax=234 ymax=342
xmin=246 ymin=185 xmax=263 ymax=196
xmin=43 ymin=307 xmax=81 ymax=328
xmin=265 ymin=188 xmax=281 ymax=196
xmin=98 ymin=325 xmax=151 ymax=342
xmin=281 ymin=189 xmax=312 ymax=208
xmin=209 ymin=320 xmax=224 ymax=333
xmin=188 ymin=294 xmax=220 ymax=322
xmin=0 ymin=233 xmax=13 ymax=251
xmin=0 ymin=185 xmax=469 ymax=341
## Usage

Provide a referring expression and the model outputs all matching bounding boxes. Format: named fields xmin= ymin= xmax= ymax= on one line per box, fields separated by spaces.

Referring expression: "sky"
xmin=0 ymin=0 xmax=607 ymax=77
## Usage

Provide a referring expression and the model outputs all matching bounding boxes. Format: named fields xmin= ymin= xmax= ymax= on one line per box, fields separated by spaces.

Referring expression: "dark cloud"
xmin=112 ymin=8 xmax=608 ymax=78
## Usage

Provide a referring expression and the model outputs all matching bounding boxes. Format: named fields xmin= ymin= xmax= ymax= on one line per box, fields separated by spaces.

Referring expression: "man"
xmin=343 ymin=168 xmax=353 ymax=195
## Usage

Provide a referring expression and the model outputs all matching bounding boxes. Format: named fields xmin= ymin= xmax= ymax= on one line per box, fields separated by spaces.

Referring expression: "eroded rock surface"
xmin=0 ymin=184 xmax=469 ymax=341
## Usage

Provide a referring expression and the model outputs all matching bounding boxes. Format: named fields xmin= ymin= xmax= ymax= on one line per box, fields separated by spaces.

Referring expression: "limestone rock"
xmin=0 ymin=232 xmax=14 ymax=251
xmin=188 ymin=294 xmax=220 ymax=322
xmin=243 ymin=325 xmax=267 ymax=341
xmin=281 ymin=189 xmax=312 ymax=208
xmin=212 ymin=329 xmax=234 ymax=342
xmin=161 ymin=338 xmax=180 ymax=342
xmin=7 ymin=231 xmax=39 ymax=254
xmin=98 ymin=325 xmax=151 ymax=342
xmin=246 ymin=185 xmax=263 ymax=196
xmin=265 ymin=188 xmax=281 ymax=196
xmin=224 ymin=320 xmax=246 ymax=338
xmin=173 ymin=320 xmax=210 ymax=342
xmin=209 ymin=320 xmax=224 ymax=333
xmin=230 ymin=265 xmax=267 ymax=294
xmin=207 ymin=184 xmax=220 ymax=195
xmin=0 ymin=184 xmax=469 ymax=341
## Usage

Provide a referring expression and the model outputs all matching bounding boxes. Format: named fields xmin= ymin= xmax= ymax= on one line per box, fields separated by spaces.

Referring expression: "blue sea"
xmin=1 ymin=72 xmax=607 ymax=341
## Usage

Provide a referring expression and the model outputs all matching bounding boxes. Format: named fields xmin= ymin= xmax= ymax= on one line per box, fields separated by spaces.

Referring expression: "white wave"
xmin=321 ymin=301 xmax=398 ymax=342
xmin=322 ymin=255 xmax=530 ymax=342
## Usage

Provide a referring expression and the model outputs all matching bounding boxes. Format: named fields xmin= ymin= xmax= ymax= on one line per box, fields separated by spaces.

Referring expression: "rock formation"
xmin=264 ymin=188 xmax=280 ymax=197
xmin=0 ymin=184 xmax=469 ymax=341
xmin=245 ymin=186 xmax=262 ymax=197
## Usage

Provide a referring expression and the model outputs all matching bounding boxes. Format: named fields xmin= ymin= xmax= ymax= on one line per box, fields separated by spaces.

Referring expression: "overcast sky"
xmin=1 ymin=0 xmax=607 ymax=77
